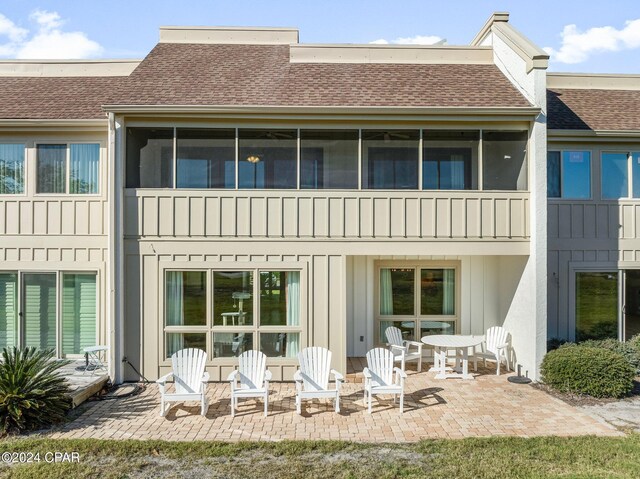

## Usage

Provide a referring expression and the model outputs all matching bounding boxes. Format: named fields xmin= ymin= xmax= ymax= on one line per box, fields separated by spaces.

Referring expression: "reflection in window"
xmin=70 ymin=144 xmax=100 ymax=194
xmin=562 ymin=151 xmax=591 ymax=199
xmin=213 ymin=271 xmax=253 ymax=326
xmin=633 ymin=153 xmax=640 ymax=198
xmin=260 ymin=332 xmax=300 ymax=357
xmin=482 ymin=131 xmax=527 ymax=190
xmin=37 ymin=145 xmax=66 ymax=193
xmin=166 ymin=332 xmax=206 ymax=357
xmin=601 ymin=152 xmax=628 ymax=199
xmin=213 ymin=332 xmax=253 ymax=358
xmin=547 ymin=151 xmax=561 ymax=198
xmin=380 ymin=320 xmax=415 ymax=342
xmin=421 ymin=269 xmax=455 ymax=315
xmin=126 ymin=128 xmax=173 ymax=188
xmin=238 ymin=129 xmax=296 ymax=189
xmin=165 ymin=271 xmax=207 ymax=326
xmin=423 ymin=130 xmax=478 ymax=190
xmin=259 ymin=271 xmax=300 ymax=327
xmin=576 ymin=272 xmax=618 ymax=341
xmin=176 ymin=129 xmax=235 ymax=188
xmin=420 ymin=320 xmax=455 ymax=337
xmin=0 ymin=144 xmax=25 ymax=194
xmin=300 ymin=130 xmax=358 ymax=189
xmin=362 ymin=130 xmax=419 ymax=189
xmin=379 ymin=268 xmax=414 ymax=315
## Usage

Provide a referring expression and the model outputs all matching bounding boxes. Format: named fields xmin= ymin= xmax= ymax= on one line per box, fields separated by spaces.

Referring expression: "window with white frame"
xmin=0 ymin=144 xmax=25 ymax=194
xmin=376 ymin=265 xmax=458 ymax=345
xmin=600 ymin=151 xmax=640 ymax=199
xmin=164 ymin=269 xmax=302 ymax=360
xmin=36 ymin=143 xmax=100 ymax=194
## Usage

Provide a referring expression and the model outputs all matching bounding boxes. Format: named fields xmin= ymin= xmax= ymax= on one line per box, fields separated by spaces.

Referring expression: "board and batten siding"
xmin=547 ymin=140 xmax=640 ymax=340
xmin=124 ymin=190 xmax=530 ymax=240
xmin=123 ymin=240 xmax=346 ymax=382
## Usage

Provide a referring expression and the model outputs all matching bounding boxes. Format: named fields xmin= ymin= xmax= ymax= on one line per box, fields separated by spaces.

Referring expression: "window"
xmin=238 ymin=129 xmax=297 ymax=189
xmin=165 ymin=269 xmax=302 ymax=360
xmin=0 ymin=271 xmax=98 ymax=356
xmin=300 ymin=130 xmax=358 ymax=189
xmin=482 ymin=131 xmax=527 ymax=190
xmin=176 ymin=129 xmax=235 ymax=188
xmin=632 ymin=153 xmax=640 ymax=198
xmin=423 ymin=130 xmax=478 ymax=190
xmin=575 ymin=272 xmax=618 ymax=341
xmin=36 ymin=143 xmax=100 ymax=194
xmin=0 ymin=144 xmax=25 ymax=194
xmin=362 ymin=130 xmax=419 ymax=189
xmin=378 ymin=265 xmax=457 ymax=345
xmin=601 ymin=152 xmax=629 ymax=199
xmin=547 ymin=151 xmax=591 ymax=199
xmin=126 ymin=128 xmax=173 ymax=188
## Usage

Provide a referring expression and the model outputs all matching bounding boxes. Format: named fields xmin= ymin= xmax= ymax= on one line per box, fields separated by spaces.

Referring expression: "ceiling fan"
xmin=368 ymin=131 xmax=412 ymax=142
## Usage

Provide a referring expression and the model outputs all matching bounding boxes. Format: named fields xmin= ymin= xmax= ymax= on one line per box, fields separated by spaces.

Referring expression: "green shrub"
xmin=628 ymin=334 xmax=640 ymax=353
xmin=0 ymin=347 xmax=71 ymax=436
xmin=541 ymin=346 xmax=635 ymax=398
xmin=579 ymin=338 xmax=640 ymax=375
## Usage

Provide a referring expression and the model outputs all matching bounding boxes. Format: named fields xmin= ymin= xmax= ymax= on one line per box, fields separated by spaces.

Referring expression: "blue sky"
xmin=1 ymin=1 xmax=639 ymax=73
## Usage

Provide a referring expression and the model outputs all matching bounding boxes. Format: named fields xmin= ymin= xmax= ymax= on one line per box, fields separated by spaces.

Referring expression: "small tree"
xmin=0 ymin=347 xmax=71 ymax=436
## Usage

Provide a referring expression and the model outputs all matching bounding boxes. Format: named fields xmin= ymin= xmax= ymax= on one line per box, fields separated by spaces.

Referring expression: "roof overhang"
xmin=548 ymin=128 xmax=640 ymax=140
xmin=0 ymin=118 xmax=108 ymax=131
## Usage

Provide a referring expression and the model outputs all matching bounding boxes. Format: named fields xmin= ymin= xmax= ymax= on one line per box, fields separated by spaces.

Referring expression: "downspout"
xmin=107 ymin=112 xmax=117 ymax=381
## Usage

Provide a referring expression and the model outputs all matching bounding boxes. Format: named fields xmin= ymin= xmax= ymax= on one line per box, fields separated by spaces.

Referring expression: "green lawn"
xmin=1 ymin=435 xmax=639 ymax=478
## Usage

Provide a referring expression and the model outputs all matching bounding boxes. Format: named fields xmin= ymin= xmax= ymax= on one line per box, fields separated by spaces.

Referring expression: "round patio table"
xmin=421 ymin=335 xmax=484 ymax=380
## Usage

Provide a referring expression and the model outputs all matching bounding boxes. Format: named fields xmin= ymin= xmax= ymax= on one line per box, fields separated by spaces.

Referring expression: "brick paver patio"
xmin=50 ymin=361 xmax=620 ymax=442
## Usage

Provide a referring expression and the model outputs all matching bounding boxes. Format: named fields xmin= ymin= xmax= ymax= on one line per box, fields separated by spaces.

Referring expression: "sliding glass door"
xmin=624 ymin=270 xmax=640 ymax=340
xmin=23 ymin=273 xmax=57 ymax=351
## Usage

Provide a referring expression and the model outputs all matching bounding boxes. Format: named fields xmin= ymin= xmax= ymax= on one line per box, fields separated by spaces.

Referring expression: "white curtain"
xmin=166 ymin=272 xmax=184 ymax=355
xmin=448 ymin=155 xmax=465 ymax=190
xmin=379 ymin=268 xmax=393 ymax=315
xmin=37 ymin=145 xmax=66 ymax=193
xmin=70 ymin=144 xmax=100 ymax=194
xmin=443 ymin=269 xmax=455 ymax=315
xmin=0 ymin=144 xmax=25 ymax=194
xmin=286 ymin=272 xmax=300 ymax=356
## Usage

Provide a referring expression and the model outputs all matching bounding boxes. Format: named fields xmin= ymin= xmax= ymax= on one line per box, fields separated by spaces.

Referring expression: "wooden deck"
xmin=60 ymin=361 xmax=109 ymax=408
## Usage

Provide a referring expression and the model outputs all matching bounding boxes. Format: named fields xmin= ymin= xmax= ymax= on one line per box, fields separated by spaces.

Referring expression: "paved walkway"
xmin=581 ymin=397 xmax=640 ymax=433
xmin=49 ymin=363 xmax=619 ymax=442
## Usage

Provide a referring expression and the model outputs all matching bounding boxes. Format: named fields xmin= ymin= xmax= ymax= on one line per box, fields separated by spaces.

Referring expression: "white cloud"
xmin=0 ymin=9 xmax=102 ymax=59
xmin=370 ymin=34 xmax=445 ymax=46
xmin=545 ymin=18 xmax=640 ymax=64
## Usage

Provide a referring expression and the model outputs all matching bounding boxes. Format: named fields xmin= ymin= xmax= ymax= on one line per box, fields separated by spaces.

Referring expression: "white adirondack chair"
xmin=294 ymin=347 xmax=344 ymax=414
xmin=156 ymin=348 xmax=209 ymax=417
xmin=227 ymin=350 xmax=271 ymax=417
xmin=363 ymin=348 xmax=407 ymax=414
xmin=385 ymin=326 xmax=423 ymax=372
xmin=476 ymin=326 xmax=510 ymax=375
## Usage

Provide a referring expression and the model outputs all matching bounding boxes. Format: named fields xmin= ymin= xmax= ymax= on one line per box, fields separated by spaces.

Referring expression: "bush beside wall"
xmin=541 ymin=346 xmax=635 ymax=398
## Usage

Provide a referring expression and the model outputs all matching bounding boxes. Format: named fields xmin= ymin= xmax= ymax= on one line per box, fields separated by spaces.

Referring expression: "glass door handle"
xmin=622 ymin=305 xmax=626 ymax=314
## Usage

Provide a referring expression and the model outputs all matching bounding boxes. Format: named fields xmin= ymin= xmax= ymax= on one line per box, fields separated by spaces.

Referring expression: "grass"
xmin=1 ymin=435 xmax=640 ymax=478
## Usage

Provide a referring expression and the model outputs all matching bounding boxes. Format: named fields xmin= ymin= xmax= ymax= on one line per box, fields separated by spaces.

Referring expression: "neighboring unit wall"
xmin=547 ymin=138 xmax=640 ymax=340
xmin=0 ymin=128 xmax=110 ymax=360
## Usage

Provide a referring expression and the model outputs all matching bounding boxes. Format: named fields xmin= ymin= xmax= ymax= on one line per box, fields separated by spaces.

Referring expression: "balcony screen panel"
xmin=601 ymin=152 xmax=628 ymax=199
xmin=238 ymin=129 xmax=297 ymax=189
xmin=0 ymin=144 xmax=25 ymax=194
xmin=37 ymin=144 xmax=67 ymax=193
xmin=633 ymin=153 xmax=640 ymax=198
xmin=482 ymin=131 xmax=528 ymax=190
xmin=562 ymin=151 xmax=591 ymax=199
xmin=176 ymin=129 xmax=235 ymax=188
xmin=70 ymin=144 xmax=100 ymax=194
xmin=423 ymin=130 xmax=478 ymax=190
xmin=547 ymin=151 xmax=561 ymax=198
xmin=362 ymin=130 xmax=419 ymax=189
xmin=300 ymin=130 xmax=358 ymax=189
xmin=126 ymin=128 xmax=173 ymax=188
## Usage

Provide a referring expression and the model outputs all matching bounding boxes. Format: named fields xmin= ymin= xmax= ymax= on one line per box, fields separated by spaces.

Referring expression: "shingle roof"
xmin=0 ymin=76 xmax=125 ymax=120
xmin=547 ymin=88 xmax=640 ymax=131
xmin=113 ymin=43 xmax=531 ymax=108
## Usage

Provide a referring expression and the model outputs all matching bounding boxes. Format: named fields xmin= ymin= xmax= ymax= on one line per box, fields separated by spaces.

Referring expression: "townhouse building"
xmin=0 ymin=12 xmax=635 ymax=383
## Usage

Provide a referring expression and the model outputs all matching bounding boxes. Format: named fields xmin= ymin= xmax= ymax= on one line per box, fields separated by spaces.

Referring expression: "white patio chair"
xmin=476 ymin=326 xmax=510 ymax=375
xmin=385 ymin=326 xmax=423 ymax=372
xmin=363 ymin=348 xmax=407 ymax=414
xmin=294 ymin=347 xmax=344 ymax=414
xmin=156 ymin=348 xmax=209 ymax=417
xmin=227 ymin=350 xmax=271 ymax=417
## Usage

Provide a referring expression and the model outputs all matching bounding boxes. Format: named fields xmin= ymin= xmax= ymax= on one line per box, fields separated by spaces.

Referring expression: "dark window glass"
xmin=300 ymin=130 xmax=358 ymax=189
xmin=126 ymin=128 xmax=173 ymax=188
xmin=379 ymin=268 xmax=415 ymax=315
xmin=423 ymin=130 xmax=479 ymax=190
xmin=482 ymin=131 xmax=528 ymax=190
xmin=37 ymin=144 xmax=67 ymax=193
xmin=238 ymin=129 xmax=296 ymax=189
xmin=176 ymin=129 xmax=235 ymax=188
xmin=362 ymin=130 xmax=419 ymax=189
xmin=547 ymin=151 xmax=561 ymax=198
xmin=576 ymin=272 xmax=618 ymax=342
